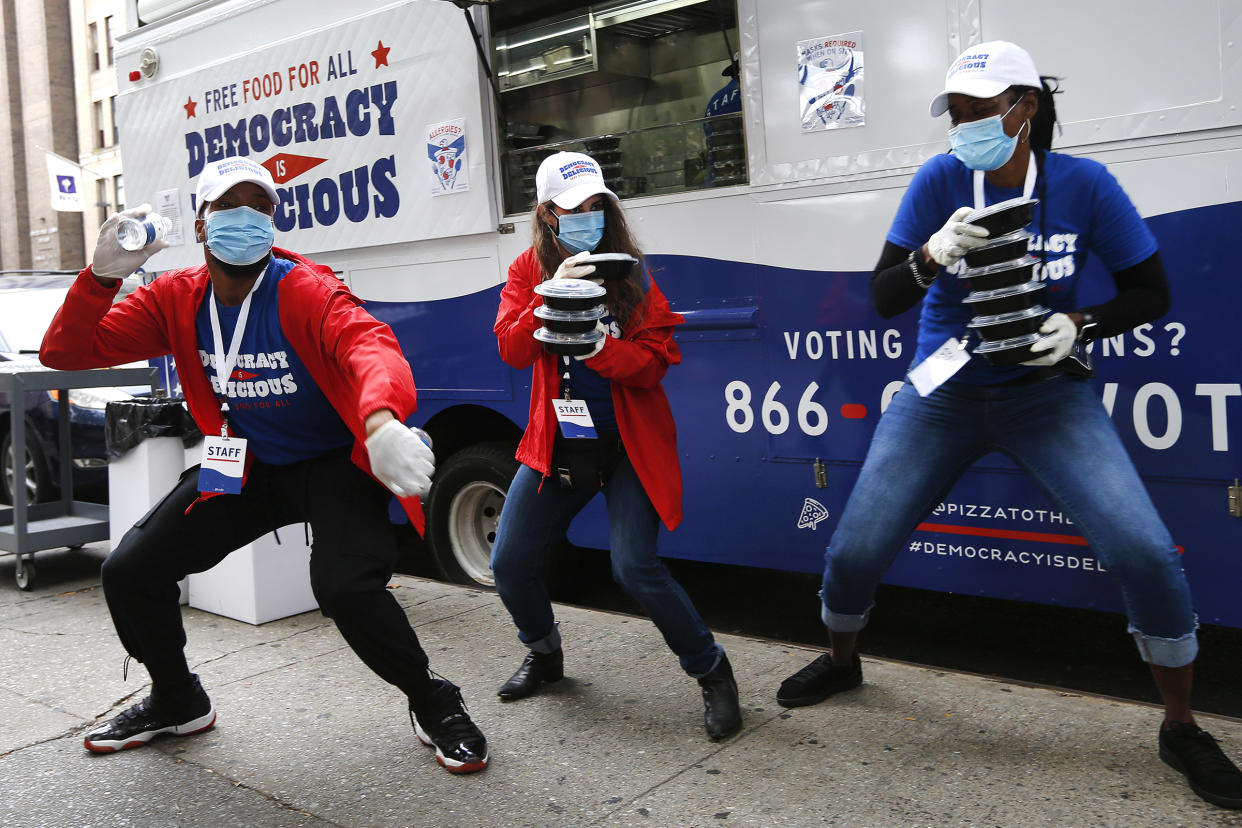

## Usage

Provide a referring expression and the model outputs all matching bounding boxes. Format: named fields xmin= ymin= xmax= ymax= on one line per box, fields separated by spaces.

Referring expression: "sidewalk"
xmin=1 ymin=543 xmax=1240 ymax=827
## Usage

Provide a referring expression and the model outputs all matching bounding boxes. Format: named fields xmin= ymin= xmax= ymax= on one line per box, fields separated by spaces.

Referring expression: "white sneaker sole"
xmin=83 ymin=706 xmax=216 ymax=753
xmin=411 ymin=716 xmax=489 ymax=774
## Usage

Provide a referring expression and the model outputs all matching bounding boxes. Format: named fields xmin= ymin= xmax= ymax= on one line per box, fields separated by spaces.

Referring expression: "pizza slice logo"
xmin=797 ymin=498 xmax=829 ymax=530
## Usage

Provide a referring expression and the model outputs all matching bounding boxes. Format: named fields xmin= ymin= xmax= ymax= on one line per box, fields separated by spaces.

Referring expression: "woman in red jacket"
xmin=491 ymin=152 xmax=742 ymax=741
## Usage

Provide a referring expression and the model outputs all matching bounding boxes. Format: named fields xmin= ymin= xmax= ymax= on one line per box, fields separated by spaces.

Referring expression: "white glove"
xmin=926 ymin=206 xmax=990 ymax=267
xmin=364 ymin=419 xmax=435 ymax=498
xmin=1021 ymin=313 xmax=1077 ymax=366
xmin=92 ymin=204 xmax=170 ymax=279
xmin=553 ymin=251 xmax=602 ymax=284
xmin=573 ymin=321 xmax=609 ymax=361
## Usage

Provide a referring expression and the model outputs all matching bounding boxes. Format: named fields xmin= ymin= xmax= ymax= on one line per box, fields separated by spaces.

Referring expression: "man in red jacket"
xmin=40 ymin=157 xmax=487 ymax=774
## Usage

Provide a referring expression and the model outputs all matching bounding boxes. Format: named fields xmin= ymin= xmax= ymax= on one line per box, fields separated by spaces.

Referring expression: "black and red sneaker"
xmin=410 ymin=679 xmax=488 ymax=774
xmin=84 ymin=678 xmax=215 ymax=753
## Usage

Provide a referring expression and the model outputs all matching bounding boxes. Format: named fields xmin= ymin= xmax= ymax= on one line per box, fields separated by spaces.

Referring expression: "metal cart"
xmin=0 ymin=365 xmax=158 ymax=590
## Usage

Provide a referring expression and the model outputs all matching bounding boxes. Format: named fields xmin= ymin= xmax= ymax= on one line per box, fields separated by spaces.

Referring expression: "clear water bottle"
xmin=116 ymin=212 xmax=170 ymax=251
xmin=412 ymin=427 xmax=433 ymax=451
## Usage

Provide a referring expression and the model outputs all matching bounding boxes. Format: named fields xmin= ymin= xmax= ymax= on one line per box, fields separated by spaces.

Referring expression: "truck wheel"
xmin=425 ymin=442 xmax=519 ymax=588
xmin=1 ymin=430 xmax=53 ymax=506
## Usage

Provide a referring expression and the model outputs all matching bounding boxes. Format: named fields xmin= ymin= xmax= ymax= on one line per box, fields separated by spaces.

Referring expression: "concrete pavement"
xmin=1 ymin=542 xmax=1240 ymax=827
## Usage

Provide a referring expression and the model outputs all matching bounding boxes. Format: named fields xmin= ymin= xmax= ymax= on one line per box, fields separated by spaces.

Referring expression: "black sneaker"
xmin=1159 ymin=720 xmax=1242 ymax=809
xmin=410 ymin=679 xmax=488 ymax=774
xmin=776 ymin=651 xmax=862 ymax=708
xmin=84 ymin=678 xmax=215 ymax=753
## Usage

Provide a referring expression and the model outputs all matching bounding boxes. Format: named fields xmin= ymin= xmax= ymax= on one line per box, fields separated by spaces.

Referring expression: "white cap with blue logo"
xmin=195 ymin=157 xmax=279 ymax=216
xmin=535 ymin=151 xmax=618 ymax=209
xmin=929 ymin=41 xmax=1041 ymax=117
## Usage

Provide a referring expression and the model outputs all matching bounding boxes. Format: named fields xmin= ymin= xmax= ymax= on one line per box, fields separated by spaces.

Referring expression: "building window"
xmin=93 ymin=100 xmax=105 ymax=149
xmin=114 ymin=175 xmax=125 ymax=212
xmin=104 ymin=16 xmax=115 ymax=66
xmin=88 ymin=22 xmax=100 ymax=71
xmin=97 ymin=179 xmax=109 ymax=226
xmin=109 ymin=96 xmax=118 ymax=145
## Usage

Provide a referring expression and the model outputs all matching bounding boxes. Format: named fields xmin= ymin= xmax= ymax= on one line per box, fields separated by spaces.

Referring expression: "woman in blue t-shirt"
xmin=776 ymin=40 xmax=1242 ymax=810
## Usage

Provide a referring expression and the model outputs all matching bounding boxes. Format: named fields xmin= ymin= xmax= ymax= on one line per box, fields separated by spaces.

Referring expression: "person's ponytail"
xmin=1029 ymin=75 xmax=1061 ymax=152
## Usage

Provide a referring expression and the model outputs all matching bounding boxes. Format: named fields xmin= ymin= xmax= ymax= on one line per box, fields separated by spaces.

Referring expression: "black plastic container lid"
xmin=962 ymin=280 xmax=1045 ymax=304
xmin=972 ymin=228 xmax=1033 ymax=251
xmin=964 ymin=197 xmax=1039 ymax=225
xmin=580 ymin=253 xmax=638 ymax=266
xmin=973 ymin=331 xmax=1043 ymax=354
xmin=533 ymin=327 xmax=605 ymax=346
xmin=533 ymin=279 xmax=606 ymax=302
xmin=534 ymin=304 xmax=606 ymax=322
xmin=960 ymin=255 xmax=1039 ymax=280
xmin=967 ymin=305 xmax=1048 ymax=328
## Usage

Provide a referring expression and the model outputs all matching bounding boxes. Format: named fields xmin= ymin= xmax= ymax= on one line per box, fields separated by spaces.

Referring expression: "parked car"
xmin=0 ymin=276 xmax=146 ymax=504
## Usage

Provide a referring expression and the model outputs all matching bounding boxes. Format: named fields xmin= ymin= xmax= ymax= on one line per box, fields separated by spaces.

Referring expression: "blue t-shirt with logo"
xmin=195 ymin=256 xmax=354 ymax=464
xmin=560 ymin=310 xmax=619 ymax=436
xmin=554 ymin=270 xmax=656 ymax=437
xmin=887 ymin=151 xmax=1157 ymax=383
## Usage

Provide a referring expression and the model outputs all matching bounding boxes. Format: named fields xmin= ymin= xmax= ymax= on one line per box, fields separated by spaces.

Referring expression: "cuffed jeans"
xmin=821 ymin=375 xmax=1198 ymax=667
xmin=491 ymin=454 xmax=722 ymax=676
xmin=103 ymin=448 xmax=436 ymax=699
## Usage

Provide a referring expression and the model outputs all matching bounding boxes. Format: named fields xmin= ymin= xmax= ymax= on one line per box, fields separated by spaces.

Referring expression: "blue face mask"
xmin=205 ymin=206 xmax=275 ymax=266
xmin=948 ymin=101 xmax=1022 ymax=171
xmin=555 ymin=210 xmax=605 ymax=255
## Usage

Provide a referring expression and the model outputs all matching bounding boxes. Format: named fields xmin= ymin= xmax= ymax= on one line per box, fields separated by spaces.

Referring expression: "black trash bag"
xmin=105 ymin=397 xmax=202 ymax=460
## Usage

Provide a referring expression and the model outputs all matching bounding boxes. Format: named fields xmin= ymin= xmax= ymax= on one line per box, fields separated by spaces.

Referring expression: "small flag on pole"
xmin=45 ymin=151 xmax=84 ymax=212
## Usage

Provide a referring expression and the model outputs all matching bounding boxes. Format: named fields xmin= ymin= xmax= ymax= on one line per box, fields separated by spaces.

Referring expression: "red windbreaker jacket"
xmin=494 ymin=247 xmax=685 ymax=530
xmin=40 ymin=249 xmax=425 ymax=530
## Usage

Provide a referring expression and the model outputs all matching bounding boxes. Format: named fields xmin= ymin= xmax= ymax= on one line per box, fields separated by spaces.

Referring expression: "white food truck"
xmin=114 ymin=0 xmax=1242 ymax=626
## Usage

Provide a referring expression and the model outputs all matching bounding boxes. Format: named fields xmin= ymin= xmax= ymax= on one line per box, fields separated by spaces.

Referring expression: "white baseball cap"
xmin=535 ymin=151 xmax=617 ymax=209
xmin=929 ymin=41 xmax=1041 ymax=117
xmin=195 ymin=157 xmax=279 ymax=215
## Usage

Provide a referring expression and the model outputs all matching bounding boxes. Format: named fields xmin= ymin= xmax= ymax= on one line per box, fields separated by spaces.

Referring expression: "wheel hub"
xmin=445 ymin=481 xmax=505 ymax=587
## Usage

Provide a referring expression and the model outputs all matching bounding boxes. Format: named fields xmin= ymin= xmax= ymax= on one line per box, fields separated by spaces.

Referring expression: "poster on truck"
xmin=797 ymin=30 xmax=865 ymax=132
xmin=115 ymin=3 xmax=491 ymax=271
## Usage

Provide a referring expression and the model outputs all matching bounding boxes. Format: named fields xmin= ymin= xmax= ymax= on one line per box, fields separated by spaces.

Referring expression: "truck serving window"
xmin=489 ymin=0 xmax=742 ymax=215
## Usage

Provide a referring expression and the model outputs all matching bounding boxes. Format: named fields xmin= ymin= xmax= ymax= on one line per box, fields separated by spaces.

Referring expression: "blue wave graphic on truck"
xmin=363 ymin=200 xmax=1242 ymax=629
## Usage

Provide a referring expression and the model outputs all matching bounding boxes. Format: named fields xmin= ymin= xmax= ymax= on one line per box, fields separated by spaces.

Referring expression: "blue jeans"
xmin=491 ymin=454 xmax=722 ymax=676
xmin=822 ymin=375 xmax=1198 ymax=668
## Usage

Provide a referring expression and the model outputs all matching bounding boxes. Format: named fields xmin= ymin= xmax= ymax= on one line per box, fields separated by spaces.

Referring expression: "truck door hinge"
xmin=1228 ymin=479 xmax=1242 ymax=518
xmin=813 ymin=458 xmax=827 ymax=489
xmin=497 ymin=223 xmax=515 ymax=234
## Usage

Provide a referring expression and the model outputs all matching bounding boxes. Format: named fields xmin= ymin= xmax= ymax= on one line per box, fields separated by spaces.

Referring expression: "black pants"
xmin=103 ymin=448 xmax=433 ymax=701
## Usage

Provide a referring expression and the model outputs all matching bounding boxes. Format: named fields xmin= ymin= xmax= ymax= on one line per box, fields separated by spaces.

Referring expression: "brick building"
xmin=69 ymin=0 xmax=131 ymax=265
xmin=0 ymin=0 xmax=135 ymax=277
xmin=0 ymin=0 xmax=86 ymax=274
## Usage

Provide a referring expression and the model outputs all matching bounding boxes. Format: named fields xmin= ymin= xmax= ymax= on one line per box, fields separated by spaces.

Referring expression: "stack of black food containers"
xmin=584 ymin=137 xmax=626 ymax=196
xmin=957 ymin=197 xmax=1046 ymax=366
xmin=533 ymin=279 xmax=607 ymax=357
xmin=706 ymin=114 xmax=746 ymax=187
xmin=508 ymin=122 xmax=554 ymax=206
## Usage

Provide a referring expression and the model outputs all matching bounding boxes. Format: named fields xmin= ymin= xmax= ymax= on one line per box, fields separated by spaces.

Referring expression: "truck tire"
xmin=425 ymin=441 xmax=520 ymax=588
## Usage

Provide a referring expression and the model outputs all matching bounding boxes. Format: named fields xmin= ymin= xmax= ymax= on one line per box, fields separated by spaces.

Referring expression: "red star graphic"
xmin=371 ymin=40 xmax=391 ymax=68
xmin=184 ymin=96 xmax=198 ymax=118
